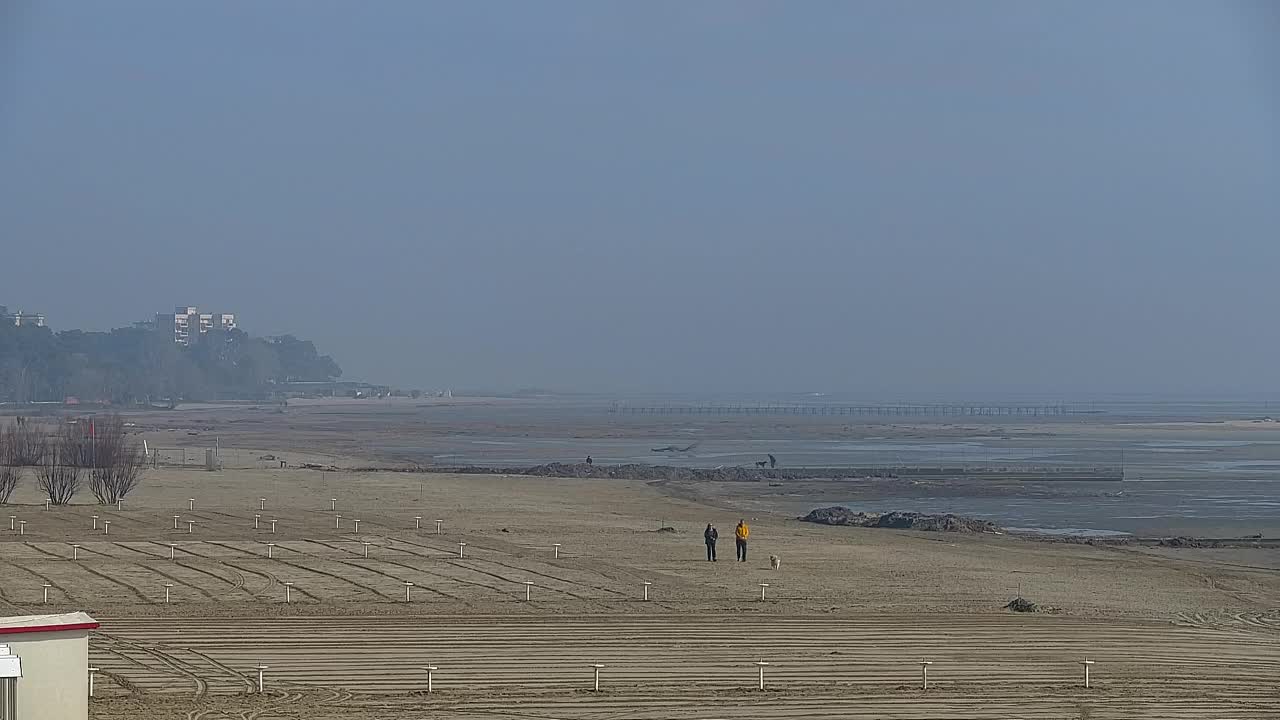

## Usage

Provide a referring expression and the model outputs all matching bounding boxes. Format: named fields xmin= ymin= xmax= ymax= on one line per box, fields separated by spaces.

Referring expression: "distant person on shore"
xmin=585 ymin=456 xmax=593 ymax=465
xmin=704 ymin=523 xmax=718 ymax=561
xmin=735 ymin=519 xmax=749 ymax=562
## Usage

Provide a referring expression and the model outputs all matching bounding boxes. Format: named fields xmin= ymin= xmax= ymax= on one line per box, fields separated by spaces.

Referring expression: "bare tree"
xmin=38 ymin=429 xmax=82 ymax=505
xmin=0 ymin=431 xmax=21 ymax=504
xmin=3 ymin=417 xmax=47 ymax=466
xmin=86 ymin=415 xmax=145 ymax=505
xmin=0 ymin=466 xmax=18 ymax=505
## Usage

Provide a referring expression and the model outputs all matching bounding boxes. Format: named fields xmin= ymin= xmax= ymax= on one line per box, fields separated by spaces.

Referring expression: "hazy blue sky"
xmin=2 ymin=1 xmax=1276 ymax=394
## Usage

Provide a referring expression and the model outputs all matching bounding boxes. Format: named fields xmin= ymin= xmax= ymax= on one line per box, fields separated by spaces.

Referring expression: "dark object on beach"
xmin=464 ymin=462 xmax=803 ymax=482
xmin=800 ymin=506 xmax=1002 ymax=534
xmin=1004 ymin=597 xmax=1039 ymax=613
xmin=768 ymin=453 xmax=777 ymax=468
xmin=1159 ymin=536 xmax=1205 ymax=548
xmin=655 ymin=526 xmax=677 ymax=533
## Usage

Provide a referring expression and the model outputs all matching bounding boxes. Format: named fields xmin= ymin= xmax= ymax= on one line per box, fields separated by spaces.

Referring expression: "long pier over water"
xmin=610 ymin=402 xmax=1073 ymax=417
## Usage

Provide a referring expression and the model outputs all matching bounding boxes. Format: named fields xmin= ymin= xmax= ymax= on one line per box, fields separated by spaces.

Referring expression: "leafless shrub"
xmin=0 ymin=435 xmax=20 ymax=504
xmin=37 ymin=435 xmax=82 ymax=506
xmin=0 ymin=466 xmax=18 ymax=504
xmin=59 ymin=417 xmax=95 ymax=468
xmin=2 ymin=417 xmax=46 ymax=466
xmin=86 ymin=415 xmax=145 ymax=505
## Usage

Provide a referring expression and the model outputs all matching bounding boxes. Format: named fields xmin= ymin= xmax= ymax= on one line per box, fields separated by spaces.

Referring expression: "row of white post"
xmin=47 ymin=538 xmax=658 ymax=604
xmin=85 ymin=658 xmax=1099 ymax=698
xmin=16 ymin=501 xmax=451 ymax=539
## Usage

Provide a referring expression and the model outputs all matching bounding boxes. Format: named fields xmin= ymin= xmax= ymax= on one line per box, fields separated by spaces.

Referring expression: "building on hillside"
xmin=153 ymin=306 xmax=237 ymax=345
xmin=0 ymin=612 xmax=99 ymax=720
xmin=0 ymin=306 xmax=45 ymax=327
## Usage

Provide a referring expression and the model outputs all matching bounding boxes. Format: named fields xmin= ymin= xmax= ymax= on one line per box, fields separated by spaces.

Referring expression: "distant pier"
xmin=610 ymin=402 xmax=1073 ymax=417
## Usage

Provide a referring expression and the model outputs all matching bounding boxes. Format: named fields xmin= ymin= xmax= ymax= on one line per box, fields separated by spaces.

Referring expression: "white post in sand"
xmin=330 ymin=498 xmax=337 ymax=511
xmin=116 ymin=499 xmax=122 ymax=511
xmin=589 ymin=664 xmax=604 ymax=692
xmin=334 ymin=514 xmax=342 ymax=530
xmin=259 ymin=497 xmax=266 ymax=511
xmin=414 ymin=516 xmax=422 ymax=530
xmin=188 ymin=498 xmax=194 ymax=511
xmin=270 ymin=519 xmax=278 ymax=534
xmin=643 ymin=581 xmax=652 ymax=601
xmin=91 ymin=515 xmax=98 ymax=530
xmin=255 ymin=664 xmax=268 ymax=693
xmin=254 ymin=515 xmax=261 ymax=530
xmin=173 ymin=515 xmax=180 ymax=530
xmin=919 ymin=660 xmax=933 ymax=691
xmin=186 ymin=520 xmax=194 ymax=534
xmin=552 ymin=543 xmax=561 ymax=559
xmin=421 ymin=665 xmax=437 ymax=693
xmin=352 ymin=519 xmax=360 ymax=533
xmin=458 ymin=542 xmax=467 ymax=558
xmin=362 ymin=542 xmax=371 ymax=559
xmin=17 ymin=521 xmax=24 ymax=536
xmin=758 ymin=583 xmax=770 ymax=601
xmin=42 ymin=584 xmax=51 ymax=604
xmin=404 ymin=581 xmax=414 ymax=602
xmin=71 ymin=544 xmax=80 ymax=560
xmin=164 ymin=583 xmax=173 ymax=604
xmin=88 ymin=667 xmax=98 ymax=697
xmin=169 ymin=543 xmax=176 ymax=560
xmin=522 ymin=581 xmax=534 ymax=601
xmin=7 ymin=516 xmax=13 ymax=531
xmin=284 ymin=582 xmax=293 ymax=603
xmin=435 ymin=519 xmax=442 ymax=534
xmin=44 ymin=499 xmax=49 ymax=511
xmin=755 ymin=660 xmax=770 ymax=691
xmin=266 ymin=542 xmax=276 ymax=559
xmin=1081 ymin=659 xmax=1095 ymax=689
xmin=103 ymin=521 xmax=110 ymax=536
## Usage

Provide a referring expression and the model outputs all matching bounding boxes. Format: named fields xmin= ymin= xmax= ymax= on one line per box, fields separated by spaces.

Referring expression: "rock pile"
xmin=451 ymin=462 xmax=822 ymax=483
xmin=800 ymin=506 xmax=1002 ymax=533
xmin=1004 ymin=597 xmax=1039 ymax=613
xmin=1158 ymin=536 xmax=1209 ymax=548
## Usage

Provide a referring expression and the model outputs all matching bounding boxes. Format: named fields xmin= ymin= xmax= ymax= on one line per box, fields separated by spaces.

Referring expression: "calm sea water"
xmin=373 ymin=394 xmax=1280 ymax=535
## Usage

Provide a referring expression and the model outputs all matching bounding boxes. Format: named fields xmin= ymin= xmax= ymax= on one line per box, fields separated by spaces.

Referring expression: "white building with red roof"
xmin=0 ymin=612 xmax=98 ymax=719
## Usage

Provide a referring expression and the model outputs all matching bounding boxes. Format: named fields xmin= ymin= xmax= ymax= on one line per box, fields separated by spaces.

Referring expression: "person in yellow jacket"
xmin=734 ymin=519 xmax=749 ymax=562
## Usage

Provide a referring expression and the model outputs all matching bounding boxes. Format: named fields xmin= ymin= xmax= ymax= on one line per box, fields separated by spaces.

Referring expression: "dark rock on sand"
xmin=1004 ymin=597 xmax=1039 ymax=613
xmin=1158 ymin=536 xmax=1210 ymax=548
xmin=800 ymin=506 xmax=1002 ymax=533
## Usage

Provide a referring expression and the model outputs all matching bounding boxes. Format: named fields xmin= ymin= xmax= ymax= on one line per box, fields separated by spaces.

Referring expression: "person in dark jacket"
xmin=704 ymin=523 xmax=718 ymax=561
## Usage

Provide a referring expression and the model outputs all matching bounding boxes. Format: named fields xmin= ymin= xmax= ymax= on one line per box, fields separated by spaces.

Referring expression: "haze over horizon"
xmin=2 ymin=2 xmax=1277 ymax=395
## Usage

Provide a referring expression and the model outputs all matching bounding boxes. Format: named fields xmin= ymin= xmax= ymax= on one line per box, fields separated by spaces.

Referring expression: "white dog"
xmin=769 ymin=554 xmax=781 ymax=571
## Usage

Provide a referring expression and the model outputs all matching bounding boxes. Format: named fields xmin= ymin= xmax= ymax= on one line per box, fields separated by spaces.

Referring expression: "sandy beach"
xmin=0 ymin=417 xmax=1275 ymax=718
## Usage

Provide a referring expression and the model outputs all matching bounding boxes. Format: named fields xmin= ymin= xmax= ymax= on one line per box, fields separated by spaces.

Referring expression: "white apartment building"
xmin=155 ymin=306 xmax=237 ymax=345
xmin=0 ymin=306 xmax=45 ymax=328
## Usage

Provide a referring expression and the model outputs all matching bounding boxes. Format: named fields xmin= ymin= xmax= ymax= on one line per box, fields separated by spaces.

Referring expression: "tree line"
xmin=0 ymin=415 xmax=144 ymax=506
xmin=0 ymin=322 xmax=342 ymax=404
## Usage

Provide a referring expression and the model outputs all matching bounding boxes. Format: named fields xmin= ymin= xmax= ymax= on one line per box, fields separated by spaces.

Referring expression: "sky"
xmin=1 ymin=1 xmax=1277 ymax=395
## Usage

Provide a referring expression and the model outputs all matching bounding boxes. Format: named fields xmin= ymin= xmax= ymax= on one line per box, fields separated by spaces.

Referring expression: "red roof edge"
xmin=0 ymin=622 xmax=100 ymax=636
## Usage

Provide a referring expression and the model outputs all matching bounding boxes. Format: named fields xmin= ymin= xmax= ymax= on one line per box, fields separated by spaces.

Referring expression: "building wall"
xmin=2 ymin=312 xmax=44 ymax=327
xmin=155 ymin=307 xmax=237 ymax=345
xmin=4 ymin=629 xmax=88 ymax=720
